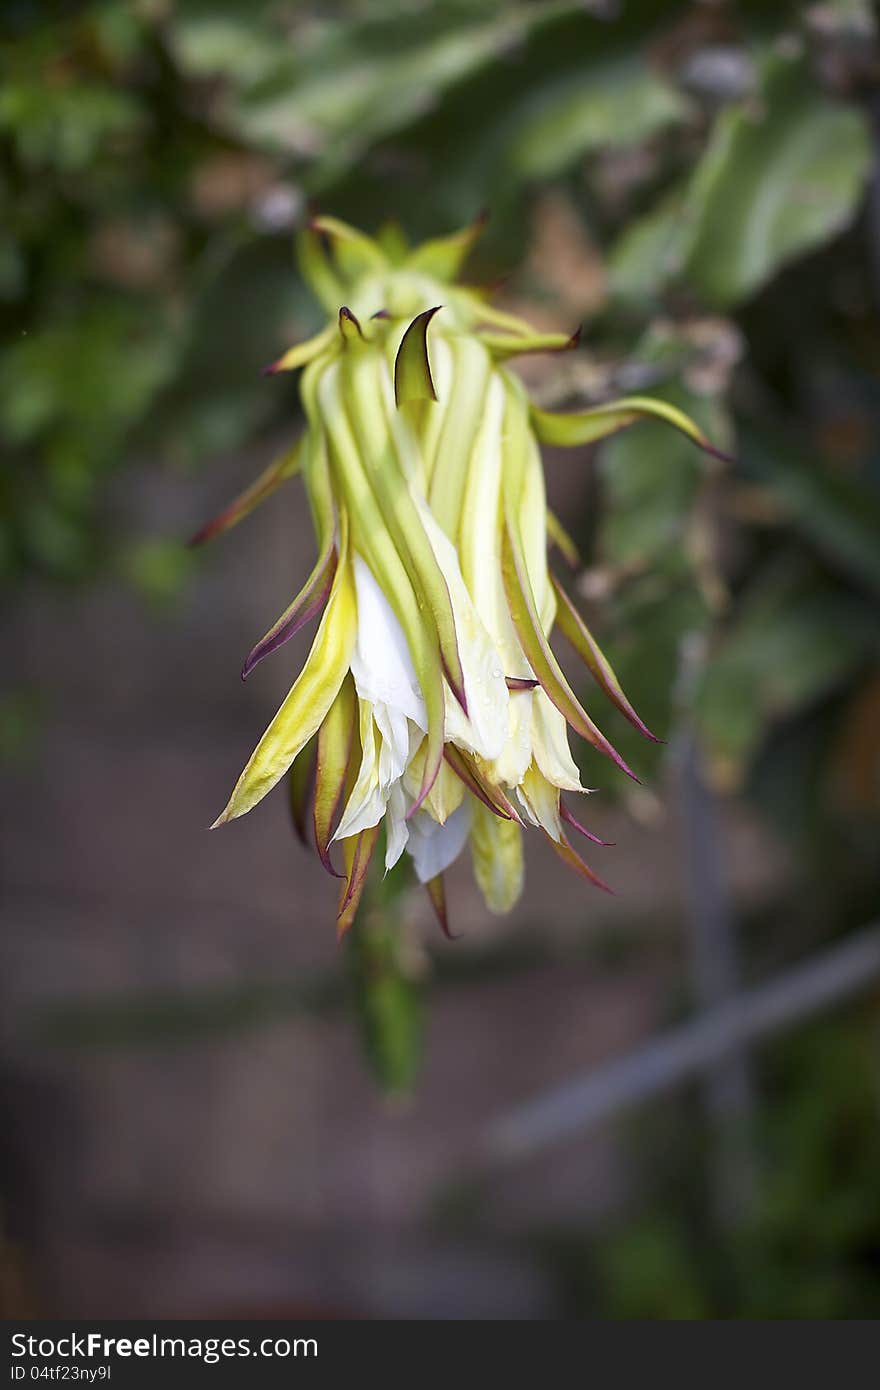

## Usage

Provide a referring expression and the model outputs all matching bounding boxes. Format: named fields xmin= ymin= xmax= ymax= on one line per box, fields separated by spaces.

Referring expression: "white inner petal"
xmin=531 ymin=688 xmax=584 ymax=793
xmin=406 ymin=801 xmax=472 ymax=883
xmin=384 ymin=780 xmax=409 ymax=872
xmin=414 ymin=495 xmax=509 ymax=762
xmin=350 ymin=554 xmax=427 ymax=730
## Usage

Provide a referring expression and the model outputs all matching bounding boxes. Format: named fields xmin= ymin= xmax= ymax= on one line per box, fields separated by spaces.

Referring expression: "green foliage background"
xmin=3 ymin=0 xmax=879 ymax=1317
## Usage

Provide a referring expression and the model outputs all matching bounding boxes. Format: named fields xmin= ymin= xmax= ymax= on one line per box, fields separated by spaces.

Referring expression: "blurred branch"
xmin=482 ymin=921 xmax=880 ymax=1164
xmin=673 ymin=635 xmax=757 ymax=1222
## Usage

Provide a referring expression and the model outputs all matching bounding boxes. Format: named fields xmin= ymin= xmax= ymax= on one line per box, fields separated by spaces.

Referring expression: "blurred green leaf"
xmin=599 ymin=330 xmax=731 ymax=568
xmin=0 ymin=77 xmax=143 ymax=172
xmin=685 ymin=49 xmax=871 ymax=306
xmin=740 ymin=422 xmax=880 ymax=598
xmin=608 ymin=49 xmax=871 ymax=309
xmin=695 ymin=560 xmax=875 ymax=777
xmin=608 ymin=187 xmax=691 ymax=306
xmin=171 ymin=2 xmax=579 ymax=185
xmin=508 ymin=60 xmax=689 ymax=179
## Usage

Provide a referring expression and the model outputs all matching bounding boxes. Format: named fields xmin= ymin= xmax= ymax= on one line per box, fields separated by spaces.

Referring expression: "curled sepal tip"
xmin=394 ymin=306 xmax=441 ymax=407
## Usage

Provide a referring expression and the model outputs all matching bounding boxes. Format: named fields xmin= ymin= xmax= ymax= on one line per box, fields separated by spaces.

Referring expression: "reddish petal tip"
xmin=186 ymin=522 xmax=213 ymax=549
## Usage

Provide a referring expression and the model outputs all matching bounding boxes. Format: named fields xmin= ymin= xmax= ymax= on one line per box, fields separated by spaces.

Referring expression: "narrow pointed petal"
xmin=470 ymin=800 xmax=523 ymax=914
xmin=542 ymin=829 xmax=614 ymax=895
xmin=479 ymin=326 xmax=580 ymax=359
xmin=337 ymin=824 xmax=380 ymax=938
xmin=424 ymin=874 xmax=457 ymax=939
xmin=443 ymin=746 xmax=522 ymax=823
xmin=560 ymin=802 xmax=614 ymax=846
xmin=506 ymin=676 xmax=539 ymax=691
xmin=546 ymin=509 xmax=582 ymax=569
xmin=405 ymin=209 xmax=486 ymax=280
xmin=377 ymin=218 xmax=409 ymax=264
xmin=288 ymin=737 xmax=316 ymax=846
xmin=394 ymin=306 xmax=441 ymax=407
xmin=241 ymin=544 xmax=337 ymax=680
xmin=241 ymin=442 xmax=338 ymax=679
xmin=463 ymin=295 xmax=537 ymax=337
xmin=263 ymin=324 xmax=336 ymax=376
xmin=188 ymin=442 xmax=301 ymax=547
xmin=309 ymin=214 xmax=387 ymax=278
xmin=551 ymin=575 xmax=659 ymax=743
xmin=531 ymin=394 xmax=733 ymax=461
xmin=501 ymin=513 xmax=639 ymax=783
xmin=314 ymin=675 xmax=357 ymax=876
xmin=405 ymin=210 xmax=488 ymax=280
xmin=212 ymin=547 xmax=357 ymax=826
xmin=296 ymin=226 xmax=347 ymax=315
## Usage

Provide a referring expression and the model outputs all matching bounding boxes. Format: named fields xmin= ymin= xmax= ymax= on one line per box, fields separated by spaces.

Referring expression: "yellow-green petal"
xmin=501 ymin=506 xmax=638 ymax=783
xmin=470 ymin=800 xmax=523 ymax=914
xmin=212 ymin=537 xmax=357 ymax=826
xmin=314 ymin=673 xmax=357 ymax=876
xmin=531 ymin=394 xmax=730 ymax=458
xmin=479 ymin=326 xmax=580 ymax=360
xmin=264 ymin=324 xmax=337 ymax=376
xmin=405 ymin=210 xmax=487 ymax=281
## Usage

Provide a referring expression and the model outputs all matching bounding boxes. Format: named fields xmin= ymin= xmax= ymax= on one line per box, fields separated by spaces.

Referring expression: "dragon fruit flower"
xmin=198 ymin=215 xmax=724 ymax=935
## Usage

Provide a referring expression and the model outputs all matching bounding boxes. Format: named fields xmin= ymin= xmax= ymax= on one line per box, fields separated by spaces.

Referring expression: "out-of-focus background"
xmin=2 ymin=0 xmax=880 ymax=1320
